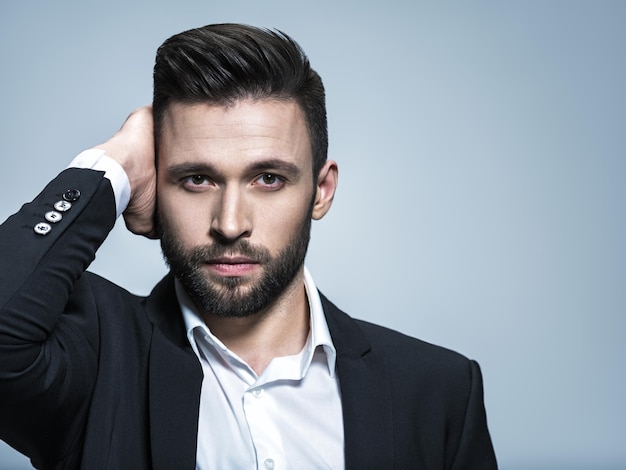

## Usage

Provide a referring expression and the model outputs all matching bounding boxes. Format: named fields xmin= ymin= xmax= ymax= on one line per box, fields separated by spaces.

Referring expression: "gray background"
xmin=1 ymin=1 xmax=624 ymax=469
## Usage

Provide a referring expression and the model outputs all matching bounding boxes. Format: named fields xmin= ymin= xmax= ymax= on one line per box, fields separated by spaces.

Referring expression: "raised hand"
xmin=95 ymin=106 xmax=157 ymax=238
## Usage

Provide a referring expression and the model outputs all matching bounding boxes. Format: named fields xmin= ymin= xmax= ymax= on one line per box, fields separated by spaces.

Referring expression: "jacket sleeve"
xmin=0 ymin=168 xmax=117 ymax=464
xmin=450 ymin=360 xmax=498 ymax=469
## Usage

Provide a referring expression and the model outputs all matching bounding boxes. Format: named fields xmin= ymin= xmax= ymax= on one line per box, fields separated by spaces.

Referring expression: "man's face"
xmin=156 ymin=99 xmax=321 ymax=318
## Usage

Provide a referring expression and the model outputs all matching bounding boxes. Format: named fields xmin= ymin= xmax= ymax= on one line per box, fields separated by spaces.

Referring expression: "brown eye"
xmin=262 ymin=174 xmax=277 ymax=185
xmin=191 ymin=175 xmax=206 ymax=185
xmin=181 ymin=175 xmax=212 ymax=192
xmin=254 ymin=173 xmax=285 ymax=190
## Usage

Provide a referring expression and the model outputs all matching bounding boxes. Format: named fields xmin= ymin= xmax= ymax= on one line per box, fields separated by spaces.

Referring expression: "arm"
xmin=0 ymin=108 xmax=156 ymax=463
xmin=0 ymin=168 xmax=116 ymax=463
xmin=450 ymin=360 xmax=498 ymax=469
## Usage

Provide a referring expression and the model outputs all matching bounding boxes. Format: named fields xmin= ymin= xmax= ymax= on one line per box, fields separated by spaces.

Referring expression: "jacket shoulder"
xmin=321 ymin=293 xmax=471 ymax=371
xmin=354 ymin=318 xmax=471 ymax=370
xmin=321 ymin=293 xmax=478 ymax=399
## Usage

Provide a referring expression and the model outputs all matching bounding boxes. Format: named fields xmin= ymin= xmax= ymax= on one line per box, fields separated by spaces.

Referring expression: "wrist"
xmin=68 ymin=149 xmax=131 ymax=217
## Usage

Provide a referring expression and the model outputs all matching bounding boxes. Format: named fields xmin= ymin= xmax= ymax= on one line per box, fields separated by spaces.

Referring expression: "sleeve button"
xmin=63 ymin=189 xmax=81 ymax=202
xmin=45 ymin=211 xmax=62 ymax=223
xmin=54 ymin=200 xmax=72 ymax=212
xmin=34 ymin=222 xmax=52 ymax=235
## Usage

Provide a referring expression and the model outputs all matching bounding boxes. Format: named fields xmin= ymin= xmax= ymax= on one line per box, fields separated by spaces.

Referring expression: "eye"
xmin=255 ymin=173 xmax=285 ymax=190
xmin=261 ymin=174 xmax=277 ymax=185
xmin=181 ymin=175 xmax=212 ymax=191
xmin=190 ymin=175 xmax=207 ymax=184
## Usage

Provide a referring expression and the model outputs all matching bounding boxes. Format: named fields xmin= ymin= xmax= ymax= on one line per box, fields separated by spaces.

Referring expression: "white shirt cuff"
xmin=67 ymin=149 xmax=131 ymax=218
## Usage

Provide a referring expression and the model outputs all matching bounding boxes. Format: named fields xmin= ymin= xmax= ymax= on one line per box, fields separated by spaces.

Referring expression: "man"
xmin=0 ymin=24 xmax=497 ymax=469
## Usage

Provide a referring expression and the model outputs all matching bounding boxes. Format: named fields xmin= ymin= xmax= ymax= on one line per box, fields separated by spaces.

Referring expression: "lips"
xmin=205 ymin=256 xmax=259 ymax=276
xmin=208 ymin=256 xmax=256 ymax=264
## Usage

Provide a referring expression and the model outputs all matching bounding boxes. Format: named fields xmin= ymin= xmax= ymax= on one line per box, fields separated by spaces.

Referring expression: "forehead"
xmin=158 ymin=99 xmax=312 ymax=169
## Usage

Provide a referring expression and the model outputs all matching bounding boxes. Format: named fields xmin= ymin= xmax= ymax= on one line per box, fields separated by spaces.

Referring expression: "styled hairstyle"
xmin=153 ymin=23 xmax=328 ymax=176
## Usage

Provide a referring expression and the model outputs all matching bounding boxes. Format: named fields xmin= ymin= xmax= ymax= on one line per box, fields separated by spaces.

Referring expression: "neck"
xmin=201 ymin=270 xmax=310 ymax=375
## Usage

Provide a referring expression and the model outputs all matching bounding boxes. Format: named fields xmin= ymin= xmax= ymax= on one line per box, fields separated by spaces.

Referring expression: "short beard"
xmin=158 ymin=208 xmax=312 ymax=319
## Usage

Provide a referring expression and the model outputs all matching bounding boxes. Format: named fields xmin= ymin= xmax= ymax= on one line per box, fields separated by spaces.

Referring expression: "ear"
xmin=312 ymin=160 xmax=338 ymax=220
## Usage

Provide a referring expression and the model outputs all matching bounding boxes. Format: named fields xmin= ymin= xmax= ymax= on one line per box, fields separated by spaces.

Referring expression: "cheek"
xmin=254 ymin=199 xmax=311 ymax=245
xmin=157 ymin=191 xmax=209 ymax=245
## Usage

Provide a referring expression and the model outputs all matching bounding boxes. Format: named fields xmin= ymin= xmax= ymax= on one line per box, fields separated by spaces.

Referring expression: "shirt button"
xmin=252 ymin=389 xmax=264 ymax=398
xmin=264 ymin=458 xmax=275 ymax=469
xmin=63 ymin=189 xmax=81 ymax=202
xmin=34 ymin=222 xmax=52 ymax=235
xmin=45 ymin=211 xmax=62 ymax=223
xmin=54 ymin=200 xmax=72 ymax=212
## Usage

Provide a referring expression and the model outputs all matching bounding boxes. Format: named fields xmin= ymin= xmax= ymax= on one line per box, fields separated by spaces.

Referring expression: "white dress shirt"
xmin=69 ymin=150 xmax=345 ymax=469
xmin=179 ymin=269 xmax=344 ymax=470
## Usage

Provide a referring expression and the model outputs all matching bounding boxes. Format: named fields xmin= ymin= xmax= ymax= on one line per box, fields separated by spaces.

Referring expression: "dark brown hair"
xmin=153 ymin=23 xmax=327 ymax=175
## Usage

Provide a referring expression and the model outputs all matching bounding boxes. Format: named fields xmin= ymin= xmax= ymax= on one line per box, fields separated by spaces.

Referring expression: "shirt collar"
xmin=178 ymin=266 xmax=337 ymax=377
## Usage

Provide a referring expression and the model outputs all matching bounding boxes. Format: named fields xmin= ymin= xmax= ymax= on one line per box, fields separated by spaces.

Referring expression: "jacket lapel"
xmin=143 ymin=281 xmax=393 ymax=469
xmin=146 ymin=275 xmax=203 ymax=470
xmin=321 ymin=294 xmax=394 ymax=470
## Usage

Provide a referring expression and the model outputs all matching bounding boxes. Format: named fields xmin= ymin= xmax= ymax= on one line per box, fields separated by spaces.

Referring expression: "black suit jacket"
xmin=0 ymin=169 xmax=497 ymax=469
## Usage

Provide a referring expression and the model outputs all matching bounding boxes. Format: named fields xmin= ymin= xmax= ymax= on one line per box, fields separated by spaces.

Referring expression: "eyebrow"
xmin=246 ymin=159 xmax=301 ymax=177
xmin=164 ymin=159 xmax=302 ymax=179
xmin=164 ymin=162 xmax=216 ymax=179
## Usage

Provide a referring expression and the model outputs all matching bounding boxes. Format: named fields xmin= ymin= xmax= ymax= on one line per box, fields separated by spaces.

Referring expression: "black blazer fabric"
xmin=0 ymin=169 xmax=497 ymax=469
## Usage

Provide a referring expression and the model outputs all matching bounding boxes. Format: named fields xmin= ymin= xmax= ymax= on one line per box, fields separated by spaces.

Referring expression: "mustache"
xmin=187 ymin=239 xmax=272 ymax=264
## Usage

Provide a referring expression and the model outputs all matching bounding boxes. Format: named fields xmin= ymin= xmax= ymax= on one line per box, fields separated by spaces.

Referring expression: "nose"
xmin=209 ymin=186 xmax=251 ymax=242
